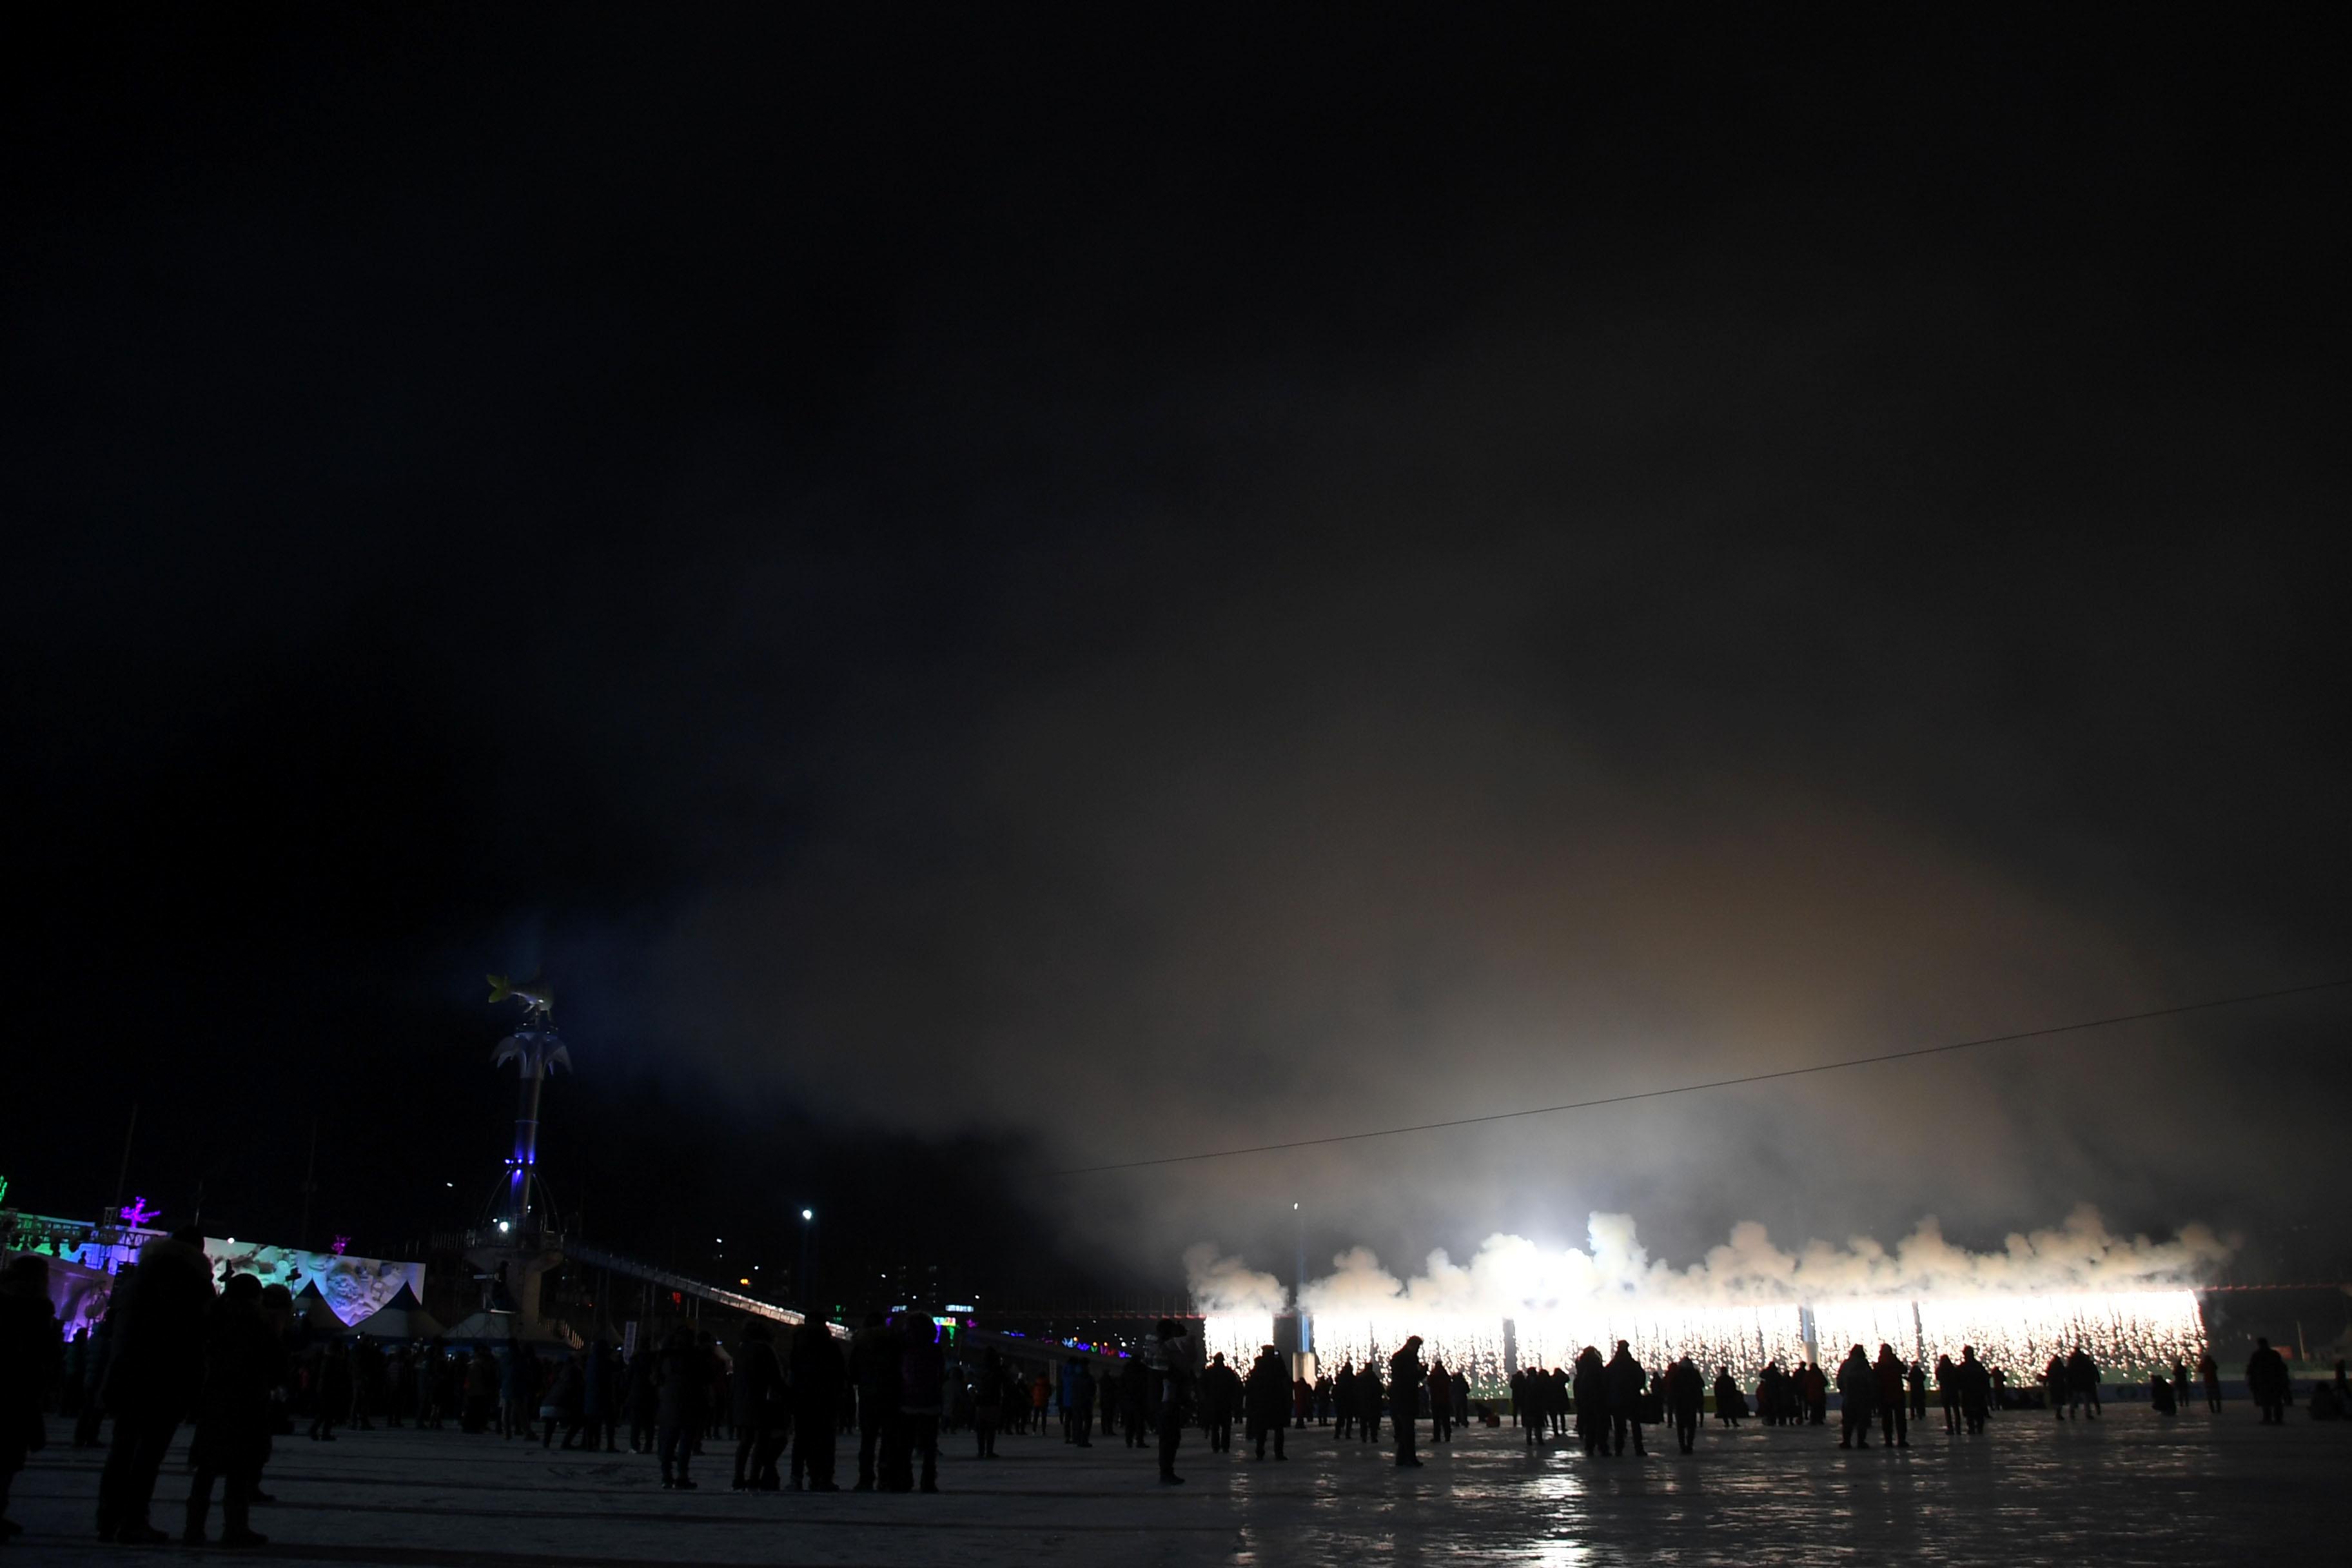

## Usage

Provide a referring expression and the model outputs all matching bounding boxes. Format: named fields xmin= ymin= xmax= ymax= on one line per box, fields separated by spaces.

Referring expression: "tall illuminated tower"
xmin=487 ymin=974 xmax=570 ymax=1230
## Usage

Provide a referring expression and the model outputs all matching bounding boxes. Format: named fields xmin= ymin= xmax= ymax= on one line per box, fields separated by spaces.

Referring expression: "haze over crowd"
xmin=8 ymin=10 xmax=2344 ymax=1293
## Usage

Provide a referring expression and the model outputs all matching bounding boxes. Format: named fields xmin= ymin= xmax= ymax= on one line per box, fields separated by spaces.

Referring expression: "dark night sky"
xmin=5 ymin=7 xmax=2346 ymax=1298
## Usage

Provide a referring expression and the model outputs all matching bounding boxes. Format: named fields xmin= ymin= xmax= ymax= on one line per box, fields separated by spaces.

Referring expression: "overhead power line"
xmin=1054 ymin=976 xmax=2352 ymax=1176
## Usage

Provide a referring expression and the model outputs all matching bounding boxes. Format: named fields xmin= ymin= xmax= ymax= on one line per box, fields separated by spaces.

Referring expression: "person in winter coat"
xmin=1712 ymin=1366 xmax=1747 ymax=1425
xmin=1388 ymin=1336 xmax=1426 ymax=1467
xmin=729 ymin=1323 xmax=789 ymax=1489
xmin=182 ymin=1275 xmax=280 ymax=1547
xmin=1956 ymin=1346 xmax=1991 ymax=1435
xmin=583 ymin=1341 xmax=620 ymax=1451
xmin=2065 ymin=1348 xmax=2101 ymax=1419
xmin=788 ymin=1324 xmax=844 ymax=1489
xmin=97 ymin=1232 xmax=215 ymax=1543
xmin=1665 ymin=1356 xmax=1705 ymax=1453
xmin=1426 ymin=1357 xmax=1452 ymax=1444
xmin=1570 ymin=1349 xmax=1607 ymax=1455
xmin=1602 ymin=1342 xmax=1647 ymax=1457
xmin=308 ymin=1340 xmax=352 ymax=1442
xmin=848 ymin=1314 xmax=901 ymax=1492
xmin=1070 ymin=1362 xmax=1096 ymax=1447
xmin=1200 ymin=1353 xmax=1240 ymax=1453
xmin=654 ymin=1327 xmax=709 ymax=1489
xmin=1 ymin=1255 xmax=63 ymax=1543
xmin=464 ymin=1345 xmax=498 ymax=1434
xmin=498 ymin=1342 xmax=537 ymax=1441
xmin=541 ymin=1350 xmax=585 ymax=1450
xmin=72 ymin=1311 xmax=115 ymax=1449
xmin=2043 ymin=1353 xmax=2070 ymax=1418
xmin=1244 ymin=1346 xmax=1288 ymax=1460
xmin=2246 ymin=1337 xmax=2291 ymax=1424
xmin=1118 ymin=1355 xmax=1150 ymax=1449
xmin=1874 ymin=1344 xmax=1910 ymax=1447
xmin=897 ymin=1318 xmax=945 ymax=1493
xmin=624 ymin=1345 xmax=656 ymax=1451
xmin=1154 ymin=1318 xmax=1193 ymax=1485
xmin=972 ymin=1349 xmax=1005 ymax=1458
xmin=1355 ymin=1359 xmax=1383 ymax=1444
xmin=1836 ymin=1346 xmax=1877 ymax=1449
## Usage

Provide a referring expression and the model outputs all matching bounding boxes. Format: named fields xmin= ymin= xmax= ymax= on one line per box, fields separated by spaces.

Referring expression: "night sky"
xmin=6 ymin=8 xmax=2346 ymax=1301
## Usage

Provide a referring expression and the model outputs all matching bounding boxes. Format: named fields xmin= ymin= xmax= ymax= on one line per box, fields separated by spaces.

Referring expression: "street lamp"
xmin=799 ymin=1208 xmax=818 ymax=1312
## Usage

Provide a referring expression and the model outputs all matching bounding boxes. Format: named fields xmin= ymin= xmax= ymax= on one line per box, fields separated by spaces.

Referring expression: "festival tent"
xmin=349 ymin=1285 xmax=446 ymax=1341
xmin=291 ymin=1282 xmax=355 ymax=1335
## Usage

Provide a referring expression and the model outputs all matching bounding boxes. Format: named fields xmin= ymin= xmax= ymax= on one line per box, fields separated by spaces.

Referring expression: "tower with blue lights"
xmin=485 ymin=974 xmax=569 ymax=1231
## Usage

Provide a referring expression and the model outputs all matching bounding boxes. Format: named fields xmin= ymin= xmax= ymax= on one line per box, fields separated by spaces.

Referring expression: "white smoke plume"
xmin=1280 ymin=1206 xmax=2230 ymax=1317
xmin=1183 ymin=1243 xmax=1290 ymax=1314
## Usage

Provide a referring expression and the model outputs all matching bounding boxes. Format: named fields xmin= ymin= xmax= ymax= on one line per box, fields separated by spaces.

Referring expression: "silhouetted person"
xmin=1428 ymin=1356 xmax=1453 ymax=1444
xmin=1202 ymin=1353 xmax=1240 ymax=1453
xmin=585 ymin=1340 xmax=622 ymax=1451
xmin=2065 ymin=1348 xmax=2101 ymax=1419
xmin=730 ymin=1322 xmax=788 ymax=1489
xmin=896 ymin=1318 xmax=944 ymax=1493
xmin=1835 ymin=1345 xmax=1876 ymax=1449
xmin=2200 ymin=1352 xmax=2220 ymax=1412
xmin=1956 ymin=1346 xmax=1990 ymax=1435
xmin=1572 ymin=1348 xmax=1608 ymax=1455
xmin=1246 ymin=1346 xmax=1288 ymax=1459
xmin=973 ymin=1349 xmax=1004 ymax=1458
xmin=1155 ymin=1318 xmax=1191 ymax=1485
xmin=1874 ymin=1344 xmax=1910 ymax=1447
xmin=848 ymin=1313 xmax=899 ymax=1490
xmin=620 ymin=1342 xmax=653 ymax=1449
xmin=654 ymin=1326 xmax=707 ymax=1489
xmin=2246 ymin=1337 xmax=2290 ymax=1424
xmin=1936 ymin=1353 xmax=1959 ymax=1431
xmin=0 ymin=1255 xmax=62 ymax=1544
xmin=500 ymin=1338 xmax=539 ymax=1440
xmin=1119 ymin=1353 xmax=1150 ymax=1447
xmin=182 ymin=1274 xmax=278 ymax=1547
xmin=1357 ymin=1360 xmax=1382 ymax=1443
xmin=789 ymin=1323 xmax=843 ymax=1489
xmin=1070 ymin=1361 xmax=1095 ymax=1447
xmin=71 ymin=1309 xmax=115 ymax=1449
xmin=2150 ymin=1371 xmax=2177 ymax=1415
xmin=1908 ymin=1358 xmax=1927 ymax=1418
xmin=96 ymin=1230 xmax=213 ymax=1543
xmin=1666 ymin=1355 xmax=1703 ymax=1453
xmin=1712 ymin=1366 xmax=1745 ymax=1426
xmin=542 ymin=1348 xmax=583 ymax=1449
xmin=1389 ymin=1336 xmax=1425 ymax=1467
xmin=1603 ymin=1341 xmax=1646 ymax=1456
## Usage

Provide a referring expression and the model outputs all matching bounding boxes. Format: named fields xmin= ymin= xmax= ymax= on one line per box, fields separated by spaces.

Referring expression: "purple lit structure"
xmin=487 ymin=974 xmax=569 ymax=1230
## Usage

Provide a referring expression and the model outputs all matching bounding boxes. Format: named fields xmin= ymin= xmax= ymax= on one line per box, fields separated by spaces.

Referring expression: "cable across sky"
xmin=1054 ymin=977 xmax=2352 ymax=1176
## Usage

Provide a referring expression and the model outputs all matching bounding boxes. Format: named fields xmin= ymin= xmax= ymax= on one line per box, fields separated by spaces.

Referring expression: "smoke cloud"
xmin=1183 ymin=1244 xmax=1290 ymax=1315
xmin=1257 ymin=1206 xmax=2233 ymax=1318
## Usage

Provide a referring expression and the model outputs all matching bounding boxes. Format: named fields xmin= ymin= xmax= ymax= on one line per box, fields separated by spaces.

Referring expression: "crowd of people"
xmin=5 ymin=1232 xmax=2348 ymax=1548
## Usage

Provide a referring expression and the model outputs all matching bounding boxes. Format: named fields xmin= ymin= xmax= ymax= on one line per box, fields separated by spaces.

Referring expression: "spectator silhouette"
xmin=182 ymin=1273 xmax=278 ymax=1547
xmin=1 ymin=1255 xmax=63 ymax=1543
xmin=1835 ymin=1345 xmax=1876 ymax=1449
xmin=96 ymin=1230 xmax=213 ymax=1543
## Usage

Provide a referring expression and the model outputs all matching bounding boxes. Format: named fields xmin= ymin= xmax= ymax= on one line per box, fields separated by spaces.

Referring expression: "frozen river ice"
xmin=9 ymin=1405 xmax=2343 ymax=1566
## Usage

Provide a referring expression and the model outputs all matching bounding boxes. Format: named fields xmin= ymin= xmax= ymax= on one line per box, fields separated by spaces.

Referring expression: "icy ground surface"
xmin=11 ymin=1407 xmax=2344 ymax=1566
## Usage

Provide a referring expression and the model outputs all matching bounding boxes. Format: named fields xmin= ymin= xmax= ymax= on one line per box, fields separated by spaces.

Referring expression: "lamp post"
xmin=799 ymin=1208 xmax=818 ymax=1315
xmin=1293 ymin=1201 xmax=1312 ymax=1357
